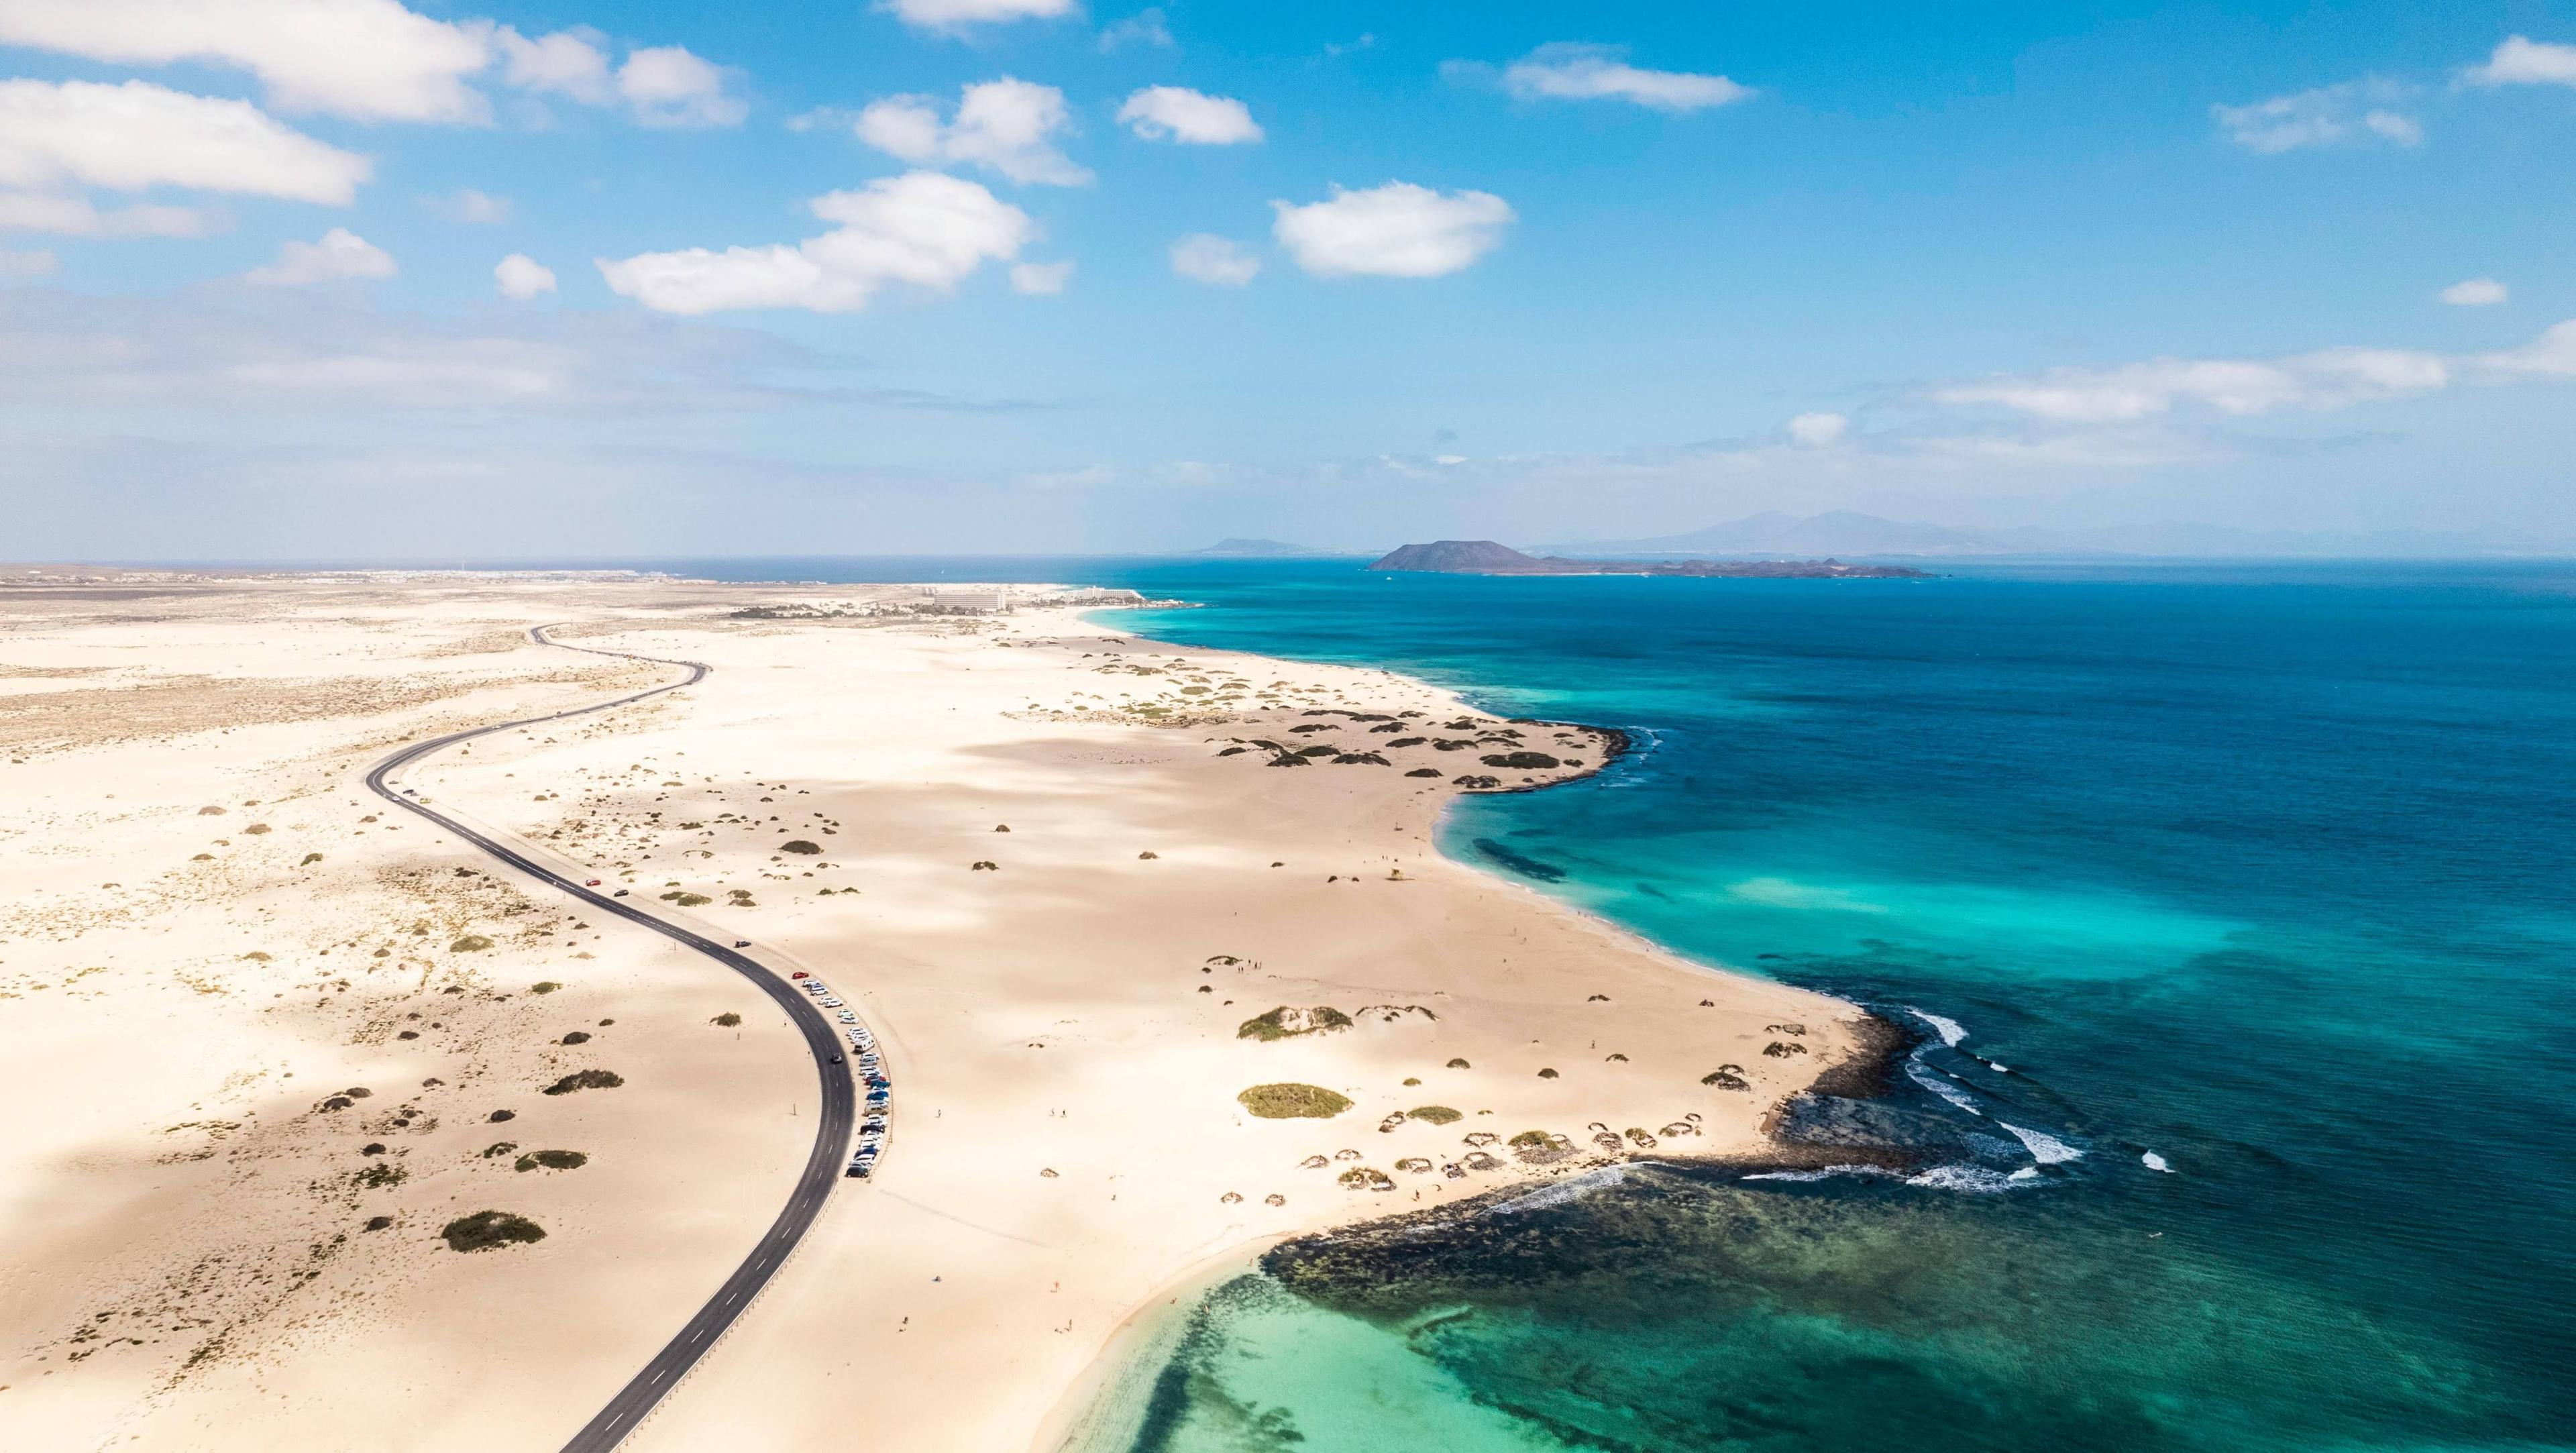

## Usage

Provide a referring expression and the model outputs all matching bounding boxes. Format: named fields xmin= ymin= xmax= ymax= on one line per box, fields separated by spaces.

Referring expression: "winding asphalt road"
xmin=363 ymin=625 xmax=855 ymax=1453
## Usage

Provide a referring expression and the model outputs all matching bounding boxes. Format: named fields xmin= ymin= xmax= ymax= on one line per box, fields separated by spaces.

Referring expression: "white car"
xmin=821 ymin=998 xmax=843 ymax=1008
xmin=837 ymin=1011 xmax=857 ymax=1023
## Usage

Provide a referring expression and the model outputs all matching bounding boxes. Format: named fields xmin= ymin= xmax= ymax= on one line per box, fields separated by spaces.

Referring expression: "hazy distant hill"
xmin=1192 ymin=538 xmax=1330 ymax=557
xmin=1541 ymin=511 xmax=2541 ymax=559
xmin=1364 ymin=540 xmax=1927 ymax=578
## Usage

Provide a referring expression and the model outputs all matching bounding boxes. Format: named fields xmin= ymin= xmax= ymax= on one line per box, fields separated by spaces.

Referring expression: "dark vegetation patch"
xmin=541 ymin=1069 xmax=623 ymax=1096
xmin=448 ymin=934 xmax=494 ymax=953
xmin=514 ymin=1150 xmax=588 ymax=1173
xmin=712 ymin=1011 xmax=742 ymax=1027
xmin=1407 ymin=1106 xmax=1464 ymax=1125
xmin=781 ymin=840 xmax=822 ymax=855
xmin=441 ymin=1210 xmax=546 ymax=1253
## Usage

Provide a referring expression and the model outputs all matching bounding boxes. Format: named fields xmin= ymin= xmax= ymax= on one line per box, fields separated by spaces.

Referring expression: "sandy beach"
xmin=0 ymin=570 xmax=1869 ymax=1452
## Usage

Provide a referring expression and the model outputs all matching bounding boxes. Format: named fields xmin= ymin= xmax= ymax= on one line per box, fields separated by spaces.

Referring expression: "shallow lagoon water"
xmin=657 ymin=556 xmax=2576 ymax=1450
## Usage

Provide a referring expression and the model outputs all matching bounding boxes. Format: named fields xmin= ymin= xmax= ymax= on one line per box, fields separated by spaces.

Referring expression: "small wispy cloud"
xmin=2212 ymin=78 xmax=2422 ymax=153
xmin=1454 ymin=44 xmax=1754 ymax=113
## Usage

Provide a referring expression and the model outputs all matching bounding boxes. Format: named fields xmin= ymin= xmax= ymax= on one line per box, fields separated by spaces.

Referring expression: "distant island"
xmin=1365 ymin=540 xmax=1931 ymax=579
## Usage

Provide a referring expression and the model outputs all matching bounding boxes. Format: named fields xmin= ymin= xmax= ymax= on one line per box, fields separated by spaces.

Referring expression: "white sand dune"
xmin=0 ymin=572 xmax=1865 ymax=1452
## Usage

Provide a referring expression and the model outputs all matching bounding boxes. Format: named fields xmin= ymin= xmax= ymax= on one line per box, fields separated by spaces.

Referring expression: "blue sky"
xmin=3 ymin=0 xmax=2573 ymax=557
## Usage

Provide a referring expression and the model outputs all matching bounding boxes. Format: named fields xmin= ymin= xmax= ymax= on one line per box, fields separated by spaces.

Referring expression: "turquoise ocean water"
xmin=665 ymin=557 xmax=2576 ymax=1451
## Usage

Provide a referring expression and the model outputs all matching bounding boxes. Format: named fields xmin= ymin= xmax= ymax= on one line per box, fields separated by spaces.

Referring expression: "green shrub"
xmin=781 ymin=840 xmax=822 ymax=855
xmin=530 ymin=981 xmax=561 ymax=994
xmin=1407 ymin=1105 xmax=1463 ymax=1125
xmin=1236 ymin=1083 xmax=1352 ymax=1119
xmin=449 ymin=935 xmax=493 ymax=953
xmin=1236 ymin=1006 xmax=1353 ymax=1042
xmin=514 ymin=1150 xmax=587 ymax=1173
xmin=712 ymin=1012 xmax=742 ymax=1027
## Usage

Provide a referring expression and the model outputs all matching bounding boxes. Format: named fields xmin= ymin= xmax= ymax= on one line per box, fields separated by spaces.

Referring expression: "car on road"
xmin=613 ymin=889 xmax=629 ymax=896
xmin=734 ymin=939 xmax=750 ymax=948
xmin=829 ymin=1053 xmax=843 ymax=1064
xmin=586 ymin=879 xmax=602 ymax=886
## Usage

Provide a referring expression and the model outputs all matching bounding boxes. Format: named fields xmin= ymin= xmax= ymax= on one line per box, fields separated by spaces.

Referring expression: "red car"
xmin=791 ymin=971 xmax=809 ymax=979
xmin=585 ymin=879 xmax=601 ymax=886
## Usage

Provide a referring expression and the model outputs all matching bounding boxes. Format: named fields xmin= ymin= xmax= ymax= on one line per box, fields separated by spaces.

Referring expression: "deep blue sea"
xmin=680 ymin=557 xmax=2576 ymax=1450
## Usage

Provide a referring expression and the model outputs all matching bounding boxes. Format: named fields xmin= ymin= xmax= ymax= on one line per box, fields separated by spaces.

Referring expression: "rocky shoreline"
xmin=1250 ymin=1006 xmax=1928 ymax=1299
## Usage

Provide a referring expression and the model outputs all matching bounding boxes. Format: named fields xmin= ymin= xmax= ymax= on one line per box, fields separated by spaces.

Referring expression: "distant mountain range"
xmin=1536 ymin=511 xmax=2549 ymax=559
xmin=1191 ymin=538 xmax=1333 ymax=557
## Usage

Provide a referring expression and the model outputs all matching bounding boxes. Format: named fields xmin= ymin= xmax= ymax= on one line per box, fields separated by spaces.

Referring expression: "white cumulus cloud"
xmin=883 ymin=0 xmax=1076 ymax=30
xmin=2462 ymin=35 xmax=2576 ymax=89
xmin=596 ymin=170 xmax=1032 ymax=315
xmin=496 ymin=27 xmax=615 ymax=106
xmin=2212 ymin=80 xmax=2421 ymax=153
xmin=248 ymin=227 xmax=396 ymax=285
xmin=857 ymin=79 xmax=1089 ymax=185
xmin=1169 ymin=233 xmax=1258 ymax=286
xmin=2441 ymin=277 xmax=2508 ymax=307
xmin=1497 ymin=44 xmax=1753 ymax=112
xmin=1270 ymin=182 xmax=1513 ymax=278
xmin=0 ymin=0 xmax=492 ymax=123
xmin=0 ymin=79 xmax=370 ymax=204
xmin=619 ymin=46 xmax=747 ymax=129
xmin=1010 ymin=260 xmax=1073 ymax=294
xmin=1118 ymin=87 xmax=1262 ymax=144
xmin=496 ymin=253 xmax=557 ymax=299
xmin=0 ymin=191 xmax=211 ymax=236
xmin=1788 ymin=412 xmax=1849 ymax=447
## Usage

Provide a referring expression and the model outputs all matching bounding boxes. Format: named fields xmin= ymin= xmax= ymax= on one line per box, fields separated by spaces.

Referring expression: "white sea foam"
xmin=1907 ymin=1007 xmax=1968 ymax=1046
xmin=2008 ymin=1167 xmax=2041 ymax=1181
xmin=1741 ymin=1165 xmax=1895 ymax=1184
xmin=1906 ymin=1058 xmax=1983 ymax=1116
xmin=2142 ymin=1150 xmax=2172 ymax=1173
xmin=1904 ymin=1163 xmax=2024 ymax=1193
xmin=1487 ymin=1165 xmax=1627 ymax=1216
xmin=1998 ymin=1121 xmax=2084 ymax=1165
